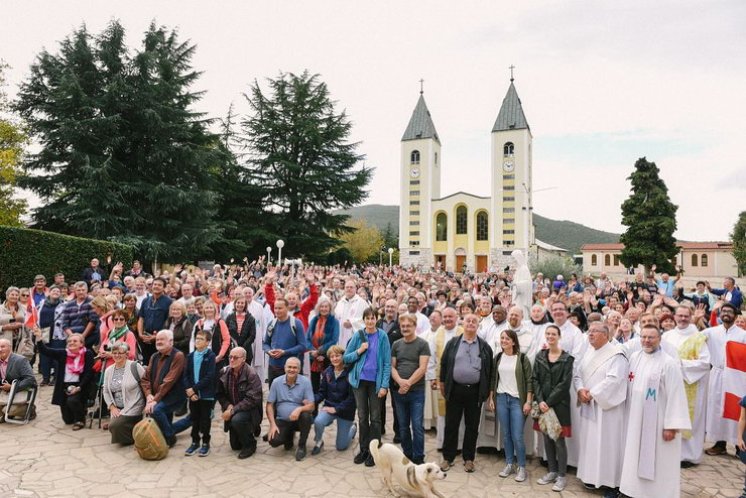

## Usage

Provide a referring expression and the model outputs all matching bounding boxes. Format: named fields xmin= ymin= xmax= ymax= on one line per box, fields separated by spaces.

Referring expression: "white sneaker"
xmin=552 ymin=476 xmax=567 ymax=492
xmin=498 ymin=463 xmax=514 ymax=478
xmin=537 ymin=472 xmax=558 ymax=485
xmin=515 ymin=467 xmax=527 ymax=482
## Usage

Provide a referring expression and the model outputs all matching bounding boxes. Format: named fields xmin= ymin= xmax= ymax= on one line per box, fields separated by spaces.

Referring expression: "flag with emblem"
xmin=722 ymin=341 xmax=746 ymax=421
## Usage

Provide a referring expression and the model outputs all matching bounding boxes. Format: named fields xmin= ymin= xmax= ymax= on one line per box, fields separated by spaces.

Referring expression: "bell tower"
xmin=399 ymin=83 xmax=441 ymax=268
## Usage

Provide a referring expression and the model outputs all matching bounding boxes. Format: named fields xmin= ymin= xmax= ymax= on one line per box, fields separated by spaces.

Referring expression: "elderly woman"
xmin=102 ymin=341 xmax=145 ymax=444
xmin=225 ymin=296 xmax=256 ymax=365
xmin=35 ymin=330 xmax=95 ymax=430
xmin=98 ymin=309 xmax=137 ymax=371
xmin=1 ymin=287 xmax=25 ymax=344
xmin=194 ymin=300 xmax=231 ymax=369
xmin=307 ymin=297 xmax=340 ymax=394
xmin=122 ymin=294 xmax=139 ymax=330
xmin=311 ymin=345 xmax=357 ymax=454
xmin=166 ymin=301 xmax=193 ymax=358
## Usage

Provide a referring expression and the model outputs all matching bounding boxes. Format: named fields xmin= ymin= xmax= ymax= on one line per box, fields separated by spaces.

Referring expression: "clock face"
xmin=503 ymin=161 xmax=514 ymax=172
xmin=410 ymin=167 xmax=420 ymax=178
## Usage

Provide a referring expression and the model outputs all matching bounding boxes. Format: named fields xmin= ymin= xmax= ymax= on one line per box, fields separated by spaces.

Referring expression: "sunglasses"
xmin=112 ymin=317 xmax=127 ymax=322
xmin=20 ymin=294 xmax=30 ymax=297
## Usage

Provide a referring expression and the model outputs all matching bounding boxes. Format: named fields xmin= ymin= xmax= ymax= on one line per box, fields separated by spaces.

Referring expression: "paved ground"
xmin=2 ymin=383 xmax=744 ymax=498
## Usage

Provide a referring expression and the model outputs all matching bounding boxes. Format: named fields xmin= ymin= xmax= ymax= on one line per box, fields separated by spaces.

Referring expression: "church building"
xmin=398 ymin=76 xmax=538 ymax=272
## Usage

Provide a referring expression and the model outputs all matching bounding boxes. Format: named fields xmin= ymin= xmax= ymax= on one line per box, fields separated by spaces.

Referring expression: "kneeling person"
xmin=216 ymin=347 xmax=263 ymax=459
xmin=267 ymin=357 xmax=315 ymax=461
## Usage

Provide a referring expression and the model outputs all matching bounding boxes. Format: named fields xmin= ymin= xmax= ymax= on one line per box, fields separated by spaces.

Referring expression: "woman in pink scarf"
xmin=35 ymin=330 xmax=95 ymax=430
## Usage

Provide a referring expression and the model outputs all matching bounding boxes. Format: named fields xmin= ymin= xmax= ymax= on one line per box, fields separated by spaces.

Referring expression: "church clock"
xmin=503 ymin=161 xmax=514 ymax=172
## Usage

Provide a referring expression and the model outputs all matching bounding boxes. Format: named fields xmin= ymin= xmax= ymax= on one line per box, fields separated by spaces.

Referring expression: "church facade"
xmin=398 ymin=78 xmax=536 ymax=272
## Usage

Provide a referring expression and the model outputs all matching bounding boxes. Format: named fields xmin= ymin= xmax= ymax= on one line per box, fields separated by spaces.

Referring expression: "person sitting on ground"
xmin=216 ymin=346 xmax=263 ymax=459
xmin=102 ymin=341 xmax=145 ymax=445
xmin=35 ymin=331 xmax=95 ymax=430
xmin=140 ymin=330 xmax=186 ymax=447
xmin=0 ymin=338 xmax=37 ymax=421
xmin=311 ymin=345 xmax=357 ymax=455
xmin=181 ymin=330 xmax=217 ymax=457
xmin=266 ymin=356 xmax=315 ymax=461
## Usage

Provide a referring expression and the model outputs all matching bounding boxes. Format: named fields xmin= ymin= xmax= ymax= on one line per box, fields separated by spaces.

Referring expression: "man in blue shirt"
xmin=137 ymin=277 xmax=172 ymax=364
xmin=266 ymin=357 xmax=315 ymax=461
xmin=708 ymin=277 xmax=744 ymax=310
xmin=263 ymin=298 xmax=307 ymax=386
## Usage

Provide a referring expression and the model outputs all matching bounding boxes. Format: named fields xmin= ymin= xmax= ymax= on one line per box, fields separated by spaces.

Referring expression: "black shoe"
xmin=354 ymin=450 xmax=369 ymax=465
xmin=295 ymin=445 xmax=307 ymax=461
xmin=364 ymin=453 xmax=376 ymax=467
xmin=311 ymin=441 xmax=324 ymax=456
xmin=238 ymin=446 xmax=256 ymax=459
xmin=393 ymin=436 xmax=401 ymax=444
xmin=680 ymin=461 xmax=696 ymax=468
xmin=166 ymin=436 xmax=177 ymax=448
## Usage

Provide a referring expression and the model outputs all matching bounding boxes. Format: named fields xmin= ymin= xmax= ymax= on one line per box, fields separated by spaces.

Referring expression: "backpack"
xmin=133 ymin=416 xmax=168 ymax=460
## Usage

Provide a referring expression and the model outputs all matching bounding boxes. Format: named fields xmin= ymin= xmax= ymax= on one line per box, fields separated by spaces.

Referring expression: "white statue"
xmin=511 ymin=249 xmax=532 ymax=318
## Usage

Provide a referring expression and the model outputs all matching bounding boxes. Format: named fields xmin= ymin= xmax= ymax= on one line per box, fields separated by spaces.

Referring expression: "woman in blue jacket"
xmin=311 ymin=345 xmax=357 ymax=454
xmin=183 ymin=329 xmax=217 ymax=457
xmin=343 ymin=307 xmax=391 ymax=467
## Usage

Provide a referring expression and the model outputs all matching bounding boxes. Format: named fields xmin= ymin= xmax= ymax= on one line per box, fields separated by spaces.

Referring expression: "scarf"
xmin=108 ymin=325 xmax=129 ymax=344
xmin=677 ymin=332 xmax=707 ymax=440
xmin=66 ymin=347 xmax=87 ymax=376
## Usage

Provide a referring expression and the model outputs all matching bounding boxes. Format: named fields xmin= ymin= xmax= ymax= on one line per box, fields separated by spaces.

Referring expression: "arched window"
xmin=701 ymin=254 xmax=708 ymax=267
xmin=691 ymin=254 xmax=698 ymax=267
xmin=436 ymin=213 xmax=447 ymax=241
xmin=410 ymin=150 xmax=420 ymax=164
xmin=604 ymin=254 xmax=611 ymax=266
xmin=476 ymin=211 xmax=488 ymax=241
xmin=503 ymin=142 xmax=514 ymax=156
xmin=456 ymin=206 xmax=467 ymax=235
xmin=591 ymin=254 xmax=598 ymax=266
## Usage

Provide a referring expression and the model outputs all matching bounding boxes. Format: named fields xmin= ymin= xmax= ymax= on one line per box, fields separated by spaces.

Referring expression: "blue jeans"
xmin=313 ymin=410 xmax=356 ymax=450
xmin=151 ymin=399 xmax=182 ymax=440
xmin=496 ymin=392 xmax=527 ymax=466
xmin=393 ymin=388 xmax=425 ymax=461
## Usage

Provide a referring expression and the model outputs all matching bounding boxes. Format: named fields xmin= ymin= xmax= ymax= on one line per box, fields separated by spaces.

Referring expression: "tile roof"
xmin=402 ymin=94 xmax=440 ymax=143
xmin=581 ymin=242 xmax=733 ymax=251
xmin=492 ymin=81 xmax=529 ymax=132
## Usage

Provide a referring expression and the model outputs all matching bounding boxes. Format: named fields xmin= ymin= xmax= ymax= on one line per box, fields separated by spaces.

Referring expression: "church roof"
xmin=492 ymin=81 xmax=529 ymax=132
xmin=402 ymin=94 xmax=440 ymax=143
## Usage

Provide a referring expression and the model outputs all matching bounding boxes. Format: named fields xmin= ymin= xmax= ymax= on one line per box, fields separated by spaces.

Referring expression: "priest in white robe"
xmin=433 ymin=307 xmax=465 ymax=450
xmin=333 ymin=280 xmax=367 ymax=347
xmin=620 ymin=324 xmax=691 ymax=498
xmin=574 ymin=322 xmax=628 ymax=491
xmin=246 ymin=286 xmax=271 ymax=381
xmin=701 ymin=302 xmax=746 ymax=455
xmin=663 ymin=305 xmax=710 ymax=465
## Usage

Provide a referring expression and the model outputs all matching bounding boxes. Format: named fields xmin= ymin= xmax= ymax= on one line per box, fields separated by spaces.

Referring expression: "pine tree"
xmin=619 ymin=157 xmax=679 ymax=273
xmin=731 ymin=211 xmax=746 ymax=277
xmin=14 ymin=21 xmax=225 ymax=262
xmin=240 ymin=71 xmax=372 ymax=258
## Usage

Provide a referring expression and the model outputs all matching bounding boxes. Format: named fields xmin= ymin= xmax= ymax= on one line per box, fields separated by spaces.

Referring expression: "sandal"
xmin=72 ymin=422 xmax=85 ymax=431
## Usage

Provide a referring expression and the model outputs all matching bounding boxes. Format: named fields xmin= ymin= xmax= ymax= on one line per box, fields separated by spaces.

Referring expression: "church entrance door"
xmin=455 ymin=255 xmax=466 ymax=273
xmin=434 ymin=255 xmax=446 ymax=271
xmin=475 ymin=255 xmax=488 ymax=273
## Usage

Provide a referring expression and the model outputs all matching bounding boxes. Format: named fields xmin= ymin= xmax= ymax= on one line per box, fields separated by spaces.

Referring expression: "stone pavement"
xmin=2 ymin=384 xmax=744 ymax=498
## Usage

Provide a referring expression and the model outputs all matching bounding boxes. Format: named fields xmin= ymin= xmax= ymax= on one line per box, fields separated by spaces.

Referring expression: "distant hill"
xmin=335 ymin=204 xmax=619 ymax=255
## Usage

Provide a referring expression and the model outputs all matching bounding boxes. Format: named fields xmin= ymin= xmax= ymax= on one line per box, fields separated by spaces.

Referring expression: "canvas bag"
xmin=132 ymin=416 xmax=169 ymax=460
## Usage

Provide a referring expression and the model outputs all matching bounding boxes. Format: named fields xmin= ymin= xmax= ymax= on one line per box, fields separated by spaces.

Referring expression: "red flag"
xmin=723 ymin=341 xmax=746 ymax=421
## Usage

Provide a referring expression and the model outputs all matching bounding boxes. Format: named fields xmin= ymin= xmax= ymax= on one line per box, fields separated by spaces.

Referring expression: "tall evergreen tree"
xmin=619 ymin=157 xmax=679 ymax=273
xmin=241 ymin=71 xmax=372 ymax=258
xmin=730 ymin=211 xmax=746 ymax=277
xmin=14 ymin=21 xmax=224 ymax=262
xmin=0 ymin=61 xmax=28 ymax=226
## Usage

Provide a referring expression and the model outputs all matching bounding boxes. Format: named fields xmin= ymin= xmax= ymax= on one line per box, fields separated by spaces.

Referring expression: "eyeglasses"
xmin=20 ymin=294 xmax=29 ymax=297
xmin=112 ymin=317 xmax=126 ymax=322
xmin=111 ymin=351 xmax=126 ymax=355
xmin=228 ymin=355 xmax=244 ymax=360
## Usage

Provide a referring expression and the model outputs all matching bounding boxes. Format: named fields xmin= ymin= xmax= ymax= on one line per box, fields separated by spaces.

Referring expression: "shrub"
xmin=531 ymin=255 xmax=582 ymax=282
xmin=0 ymin=226 xmax=134 ymax=291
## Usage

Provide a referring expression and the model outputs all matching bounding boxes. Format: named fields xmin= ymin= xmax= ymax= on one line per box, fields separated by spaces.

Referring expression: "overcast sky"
xmin=2 ymin=0 xmax=744 ymax=241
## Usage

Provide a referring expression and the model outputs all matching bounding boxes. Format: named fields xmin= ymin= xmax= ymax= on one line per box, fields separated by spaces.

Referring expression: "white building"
xmin=398 ymin=77 xmax=543 ymax=272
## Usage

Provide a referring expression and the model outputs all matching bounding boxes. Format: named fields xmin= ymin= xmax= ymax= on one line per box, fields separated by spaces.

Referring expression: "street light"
xmin=276 ymin=239 xmax=284 ymax=267
xmin=388 ymin=247 xmax=394 ymax=268
xmin=266 ymin=246 xmax=272 ymax=265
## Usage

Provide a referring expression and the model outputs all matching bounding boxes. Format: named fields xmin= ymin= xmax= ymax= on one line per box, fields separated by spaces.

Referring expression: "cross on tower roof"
xmin=419 ymin=78 xmax=424 ymax=95
xmin=509 ymin=65 xmax=515 ymax=82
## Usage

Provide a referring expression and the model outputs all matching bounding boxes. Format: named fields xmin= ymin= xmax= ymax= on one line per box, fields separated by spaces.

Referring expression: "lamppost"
xmin=388 ymin=247 xmax=394 ymax=268
xmin=266 ymin=246 xmax=272 ymax=265
xmin=276 ymin=239 xmax=284 ymax=267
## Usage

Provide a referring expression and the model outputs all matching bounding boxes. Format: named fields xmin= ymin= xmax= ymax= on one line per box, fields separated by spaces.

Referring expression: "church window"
xmin=691 ymin=254 xmax=698 ymax=267
xmin=503 ymin=207 xmax=515 ymax=213
xmin=410 ymin=210 xmax=420 ymax=216
xmin=504 ymin=218 xmax=515 ymax=224
xmin=503 ymin=196 xmax=515 ymax=202
xmin=604 ymin=254 xmax=611 ymax=266
xmin=436 ymin=213 xmax=447 ymax=241
xmin=613 ymin=254 xmax=621 ymax=266
xmin=410 ymin=240 xmax=420 ymax=246
xmin=503 ymin=229 xmax=515 ymax=235
xmin=476 ymin=212 xmax=488 ymax=241
xmin=410 ymin=200 xmax=420 ymax=205
xmin=504 ymin=185 xmax=515 ymax=191
xmin=434 ymin=152 xmax=438 ymax=165
xmin=503 ymin=142 xmax=514 ymax=156
xmin=505 ymin=240 xmax=514 ymax=246
xmin=410 ymin=190 xmax=420 ymax=196
xmin=591 ymin=254 xmax=598 ymax=266
xmin=456 ymin=206 xmax=467 ymax=234
xmin=503 ymin=174 xmax=515 ymax=180
xmin=409 ymin=231 xmax=420 ymax=236
xmin=410 ymin=180 xmax=420 ymax=186
xmin=410 ymin=150 xmax=420 ymax=164
xmin=701 ymin=254 xmax=708 ymax=267
xmin=409 ymin=220 xmax=419 ymax=226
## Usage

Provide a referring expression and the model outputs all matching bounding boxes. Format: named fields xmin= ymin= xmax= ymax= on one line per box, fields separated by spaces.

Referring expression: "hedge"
xmin=0 ymin=226 xmax=134 ymax=291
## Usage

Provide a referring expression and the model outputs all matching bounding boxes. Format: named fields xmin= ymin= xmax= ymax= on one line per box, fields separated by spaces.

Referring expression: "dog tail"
xmin=368 ymin=439 xmax=381 ymax=461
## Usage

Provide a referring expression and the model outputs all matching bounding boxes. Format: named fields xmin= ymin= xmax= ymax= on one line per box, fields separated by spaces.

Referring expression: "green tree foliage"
xmin=619 ymin=157 xmax=678 ymax=273
xmin=731 ymin=211 xmax=746 ymax=277
xmin=241 ymin=71 xmax=372 ymax=259
xmin=0 ymin=61 xmax=28 ymax=226
xmin=338 ymin=218 xmax=384 ymax=264
xmin=14 ymin=21 xmax=224 ymax=263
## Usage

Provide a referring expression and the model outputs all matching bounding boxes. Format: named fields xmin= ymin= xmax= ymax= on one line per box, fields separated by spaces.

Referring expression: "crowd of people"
xmin=1 ymin=256 xmax=745 ymax=498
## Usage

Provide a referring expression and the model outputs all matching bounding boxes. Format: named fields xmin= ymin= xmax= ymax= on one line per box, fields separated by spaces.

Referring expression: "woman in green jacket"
xmin=532 ymin=324 xmax=574 ymax=492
